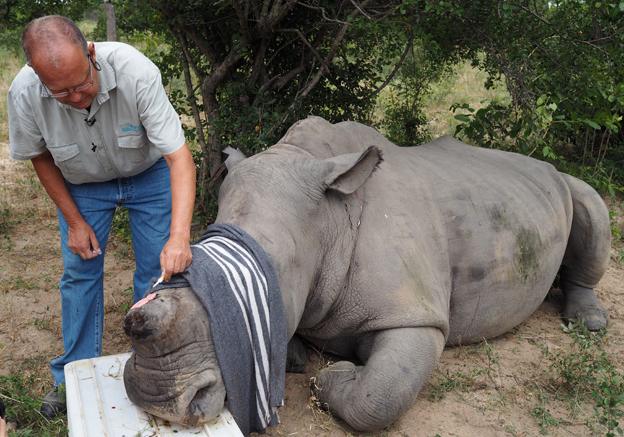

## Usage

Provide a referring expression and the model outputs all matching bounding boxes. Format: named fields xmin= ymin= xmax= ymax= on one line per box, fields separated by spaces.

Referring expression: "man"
xmin=7 ymin=15 xmax=196 ymax=418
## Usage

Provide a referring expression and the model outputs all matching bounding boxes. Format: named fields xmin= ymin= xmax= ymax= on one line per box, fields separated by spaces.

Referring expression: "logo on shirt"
xmin=120 ymin=123 xmax=143 ymax=134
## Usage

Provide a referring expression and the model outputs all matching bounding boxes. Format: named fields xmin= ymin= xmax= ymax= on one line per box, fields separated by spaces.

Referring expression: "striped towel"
xmin=178 ymin=224 xmax=287 ymax=436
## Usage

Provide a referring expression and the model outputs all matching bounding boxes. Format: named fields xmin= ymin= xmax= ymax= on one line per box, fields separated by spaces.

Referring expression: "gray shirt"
xmin=8 ymin=42 xmax=185 ymax=184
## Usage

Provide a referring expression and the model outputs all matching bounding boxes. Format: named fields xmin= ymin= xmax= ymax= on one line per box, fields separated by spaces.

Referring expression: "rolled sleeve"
xmin=8 ymin=90 xmax=46 ymax=160
xmin=136 ymin=73 xmax=185 ymax=155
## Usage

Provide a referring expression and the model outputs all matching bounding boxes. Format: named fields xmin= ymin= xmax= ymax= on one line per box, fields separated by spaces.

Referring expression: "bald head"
xmin=22 ymin=15 xmax=87 ymax=67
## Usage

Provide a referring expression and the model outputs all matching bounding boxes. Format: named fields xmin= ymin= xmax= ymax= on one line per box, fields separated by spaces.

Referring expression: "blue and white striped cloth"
xmin=181 ymin=224 xmax=287 ymax=436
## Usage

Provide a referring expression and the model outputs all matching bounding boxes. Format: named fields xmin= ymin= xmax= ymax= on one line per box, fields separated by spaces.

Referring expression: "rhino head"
xmin=123 ymin=287 xmax=226 ymax=426
xmin=216 ymin=144 xmax=383 ymax=331
xmin=123 ymin=143 xmax=382 ymax=426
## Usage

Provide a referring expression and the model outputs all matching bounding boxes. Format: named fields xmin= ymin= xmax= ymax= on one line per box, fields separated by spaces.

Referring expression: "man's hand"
xmin=31 ymin=152 xmax=101 ymax=260
xmin=160 ymin=235 xmax=192 ymax=281
xmin=67 ymin=220 xmax=101 ymax=260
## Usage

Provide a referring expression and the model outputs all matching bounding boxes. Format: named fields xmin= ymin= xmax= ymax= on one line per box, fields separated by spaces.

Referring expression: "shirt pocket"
xmin=117 ymin=134 xmax=149 ymax=164
xmin=48 ymin=143 xmax=83 ymax=179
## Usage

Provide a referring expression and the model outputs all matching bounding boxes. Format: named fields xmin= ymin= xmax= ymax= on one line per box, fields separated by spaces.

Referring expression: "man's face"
xmin=31 ymin=42 xmax=99 ymax=110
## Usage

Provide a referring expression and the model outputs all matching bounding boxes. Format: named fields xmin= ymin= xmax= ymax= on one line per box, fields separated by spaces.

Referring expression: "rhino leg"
xmin=286 ymin=334 xmax=307 ymax=373
xmin=314 ymin=327 xmax=444 ymax=432
xmin=560 ymin=174 xmax=611 ymax=331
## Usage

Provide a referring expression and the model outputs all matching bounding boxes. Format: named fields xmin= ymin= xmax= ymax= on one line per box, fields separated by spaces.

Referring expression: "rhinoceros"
xmin=122 ymin=116 xmax=610 ymax=433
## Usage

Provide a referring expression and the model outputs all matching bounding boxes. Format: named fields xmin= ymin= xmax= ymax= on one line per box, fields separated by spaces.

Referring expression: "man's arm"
xmin=31 ymin=151 xmax=101 ymax=259
xmin=161 ymin=143 xmax=196 ymax=280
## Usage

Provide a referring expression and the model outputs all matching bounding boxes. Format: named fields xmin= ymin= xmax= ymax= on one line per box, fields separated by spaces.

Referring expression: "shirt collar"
xmin=94 ymin=54 xmax=117 ymax=104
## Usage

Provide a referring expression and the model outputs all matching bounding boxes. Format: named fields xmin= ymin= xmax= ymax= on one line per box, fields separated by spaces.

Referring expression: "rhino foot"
xmin=562 ymin=284 xmax=608 ymax=331
xmin=312 ymin=328 xmax=445 ymax=432
xmin=314 ymin=361 xmax=360 ymax=419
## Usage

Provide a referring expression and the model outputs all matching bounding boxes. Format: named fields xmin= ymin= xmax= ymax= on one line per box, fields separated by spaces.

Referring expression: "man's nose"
xmin=67 ymin=91 xmax=82 ymax=103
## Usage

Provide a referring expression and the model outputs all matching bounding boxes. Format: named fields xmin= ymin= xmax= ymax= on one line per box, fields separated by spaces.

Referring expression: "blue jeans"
xmin=50 ymin=158 xmax=171 ymax=385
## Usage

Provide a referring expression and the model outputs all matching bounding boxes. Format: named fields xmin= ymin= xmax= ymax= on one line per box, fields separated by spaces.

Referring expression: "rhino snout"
xmin=124 ymin=353 xmax=226 ymax=427
xmin=124 ymin=309 xmax=155 ymax=340
xmin=123 ymin=293 xmax=177 ymax=342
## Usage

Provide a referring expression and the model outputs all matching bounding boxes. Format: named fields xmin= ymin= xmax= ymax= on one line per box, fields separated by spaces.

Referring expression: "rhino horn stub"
xmin=323 ymin=145 xmax=383 ymax=194
xmin=124 ymin=308 xmax=156 ymax=340
xmin=123 ymin=292 xmax=177 ymax=342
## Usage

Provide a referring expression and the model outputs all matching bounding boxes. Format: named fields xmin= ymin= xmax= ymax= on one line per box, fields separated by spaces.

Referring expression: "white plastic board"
xmin=65 ymin=352 xmax=243 ymax=437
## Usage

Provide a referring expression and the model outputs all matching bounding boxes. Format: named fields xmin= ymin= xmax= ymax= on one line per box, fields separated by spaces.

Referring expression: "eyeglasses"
xmin=44 ymin=55 xmax=95 ymax=98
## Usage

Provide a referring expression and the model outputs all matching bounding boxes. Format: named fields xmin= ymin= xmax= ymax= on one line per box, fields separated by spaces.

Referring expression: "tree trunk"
xmin=103 ymin=1 xmax=117 ymax=41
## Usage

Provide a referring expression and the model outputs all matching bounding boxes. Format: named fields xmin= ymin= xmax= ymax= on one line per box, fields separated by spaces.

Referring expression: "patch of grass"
xmin=531 ymin=392 xmax=561 ymax=435
xmin=480 ymin=339 xmax=503 ymax=390
xmin=539 ymin=322 xmax=624 ymax=437
xmin=610 ymin=208 xmax=623 ymax=243
xmin=0 ymin=276 xmax=38 ymax=294
xmin=0 ymin=47 xmax=23 ymax=141
xmin=422 ymin=60 xmax=510 ymax=138
xmin=110 ymin=207 xmax=134 ymax=260
xmin=112 ymin=207 xmax=132 ymax=245
xmin=112 ymin=286 xmax=134 ymax=315
xmin=427 ymin=368 xmax=484 ymax=401
xmin=0 ymin=202 xmax=12 ymax=239
xmin=0 ymin=374 xmax=67 ymax=437
xmin=32 ymin=309 xmax=53 ymax=332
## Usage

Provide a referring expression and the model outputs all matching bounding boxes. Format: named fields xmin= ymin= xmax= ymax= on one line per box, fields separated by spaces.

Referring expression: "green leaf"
xmin=454 ymin=114 xmax=472 ymax=123
xmin=582 ymin=119 xmax=601 ymax=130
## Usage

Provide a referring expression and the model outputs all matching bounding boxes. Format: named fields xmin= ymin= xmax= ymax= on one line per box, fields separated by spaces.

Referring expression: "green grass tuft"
xmin=0 ymin=375 xmax=67 ymax=437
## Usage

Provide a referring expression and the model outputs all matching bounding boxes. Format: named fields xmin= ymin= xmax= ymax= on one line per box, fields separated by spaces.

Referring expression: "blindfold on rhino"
xmin=123 ymin=287 xmax=226 ymax=426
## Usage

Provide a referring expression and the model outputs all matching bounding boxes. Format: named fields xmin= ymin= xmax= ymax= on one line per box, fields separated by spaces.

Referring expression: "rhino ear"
xmin=223 ymin=146 xmax=247 ymax=170
xmin=323 ymin=146 xmax=383 ymax=194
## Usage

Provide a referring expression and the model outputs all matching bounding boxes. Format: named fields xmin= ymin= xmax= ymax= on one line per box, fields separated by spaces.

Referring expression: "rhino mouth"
xmin=124 ymin=345 xmax=226 ymax=426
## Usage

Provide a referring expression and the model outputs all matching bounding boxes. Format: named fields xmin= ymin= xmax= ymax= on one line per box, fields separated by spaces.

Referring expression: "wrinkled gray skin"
xmin=124 ymin=117 xmax=611 ymax=432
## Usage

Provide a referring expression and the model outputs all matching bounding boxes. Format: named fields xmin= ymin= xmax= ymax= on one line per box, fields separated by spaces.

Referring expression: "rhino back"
xmin=347 ymin=136 xmax=573 ymax=345
xmin=278 ymin=117 xmax=391 ymax=157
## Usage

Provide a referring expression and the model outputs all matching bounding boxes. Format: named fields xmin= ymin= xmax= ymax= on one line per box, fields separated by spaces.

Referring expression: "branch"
xmin=202 ymin=45 xmax=244 ymax=99
xmin=370 ymin=29 xmax=414 ymax=97
xmin=269 ymin=0 xmax=299 ymax=23
xmin=176 ymin=33 xmax=209 ymax=158
xmin=296 ymin=1 xmax=349 ymax=24
xmin=232 ymin=0 xmax=251 ymax=43
xmin=263 ymin=0 xmax=371 ymax=136
xmin=298 ymin=0 xmax=371 ymax=98
xmin=349 ymin=0 xmax=371 ymax=19
xmin=186 ymin=28 xmax=219 ymax=65
xmin=516 ymin=4 xmax=611 ymax=57
xmin=279 ymin=28 xmax=324 ymax=64
xmin=249 ymin=38 xmax=269 ymax=84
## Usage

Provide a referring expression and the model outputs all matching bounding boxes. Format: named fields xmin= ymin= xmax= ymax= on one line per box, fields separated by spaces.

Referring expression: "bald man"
xmin=8 ymin=15 xmax=196 ymax=418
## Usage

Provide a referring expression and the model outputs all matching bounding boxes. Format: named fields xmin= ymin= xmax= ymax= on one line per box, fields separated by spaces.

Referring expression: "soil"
xmin=0 ymin=142 xmax=622 ymax=437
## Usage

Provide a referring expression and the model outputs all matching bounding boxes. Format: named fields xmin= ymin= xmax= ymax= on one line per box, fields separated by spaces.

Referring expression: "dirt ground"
xmin=0 ymin=141 xmax=622 ymax=437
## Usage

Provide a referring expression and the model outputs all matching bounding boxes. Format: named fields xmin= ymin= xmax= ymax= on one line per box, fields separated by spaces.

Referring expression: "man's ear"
xmin=322 ymin=146 xmax=383 ymax=195
xmin=87 ymin=41 xmax=95 ymax=57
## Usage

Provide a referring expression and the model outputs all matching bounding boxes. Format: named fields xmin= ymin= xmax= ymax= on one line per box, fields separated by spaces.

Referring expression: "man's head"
xmin=23 ymin=15 xmax=99 ymax=109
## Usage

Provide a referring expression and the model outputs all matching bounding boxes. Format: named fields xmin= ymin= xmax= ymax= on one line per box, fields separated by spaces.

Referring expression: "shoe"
xmin=40 ymin=385 xmax=66 ymax=419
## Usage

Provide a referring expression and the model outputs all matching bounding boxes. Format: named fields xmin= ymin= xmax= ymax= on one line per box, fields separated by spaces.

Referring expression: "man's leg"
xmin=49 ymin=181 xmax=116 ymax=385
xmin=124 ymin=158 xmax=172 ymax=302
